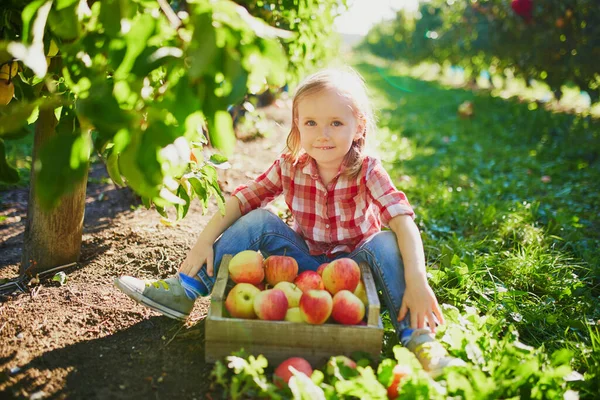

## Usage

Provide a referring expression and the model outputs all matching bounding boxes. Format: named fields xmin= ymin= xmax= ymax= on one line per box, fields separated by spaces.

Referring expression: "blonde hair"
xmin=286 ymin=67 xmax=376 ymax=178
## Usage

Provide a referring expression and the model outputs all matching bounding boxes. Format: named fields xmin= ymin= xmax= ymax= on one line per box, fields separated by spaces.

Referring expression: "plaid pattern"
xmin=233 ymin=153 xmax=414 ymax=257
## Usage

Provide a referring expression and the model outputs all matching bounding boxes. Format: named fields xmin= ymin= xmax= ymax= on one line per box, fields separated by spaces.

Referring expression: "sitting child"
xmin=115 ymin=66 xmax=458 ymax=375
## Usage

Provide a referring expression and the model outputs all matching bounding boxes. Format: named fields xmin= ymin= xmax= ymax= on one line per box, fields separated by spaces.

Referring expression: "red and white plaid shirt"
xmin=232 ymin=153 xmax=414 ymax=257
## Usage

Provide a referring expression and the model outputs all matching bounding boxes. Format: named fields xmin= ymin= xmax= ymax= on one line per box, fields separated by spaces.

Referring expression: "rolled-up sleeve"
xmin=232 ymin=156 xmax=284 ymax=215
xmin=365 ymin=158 xmax=414 ymax=226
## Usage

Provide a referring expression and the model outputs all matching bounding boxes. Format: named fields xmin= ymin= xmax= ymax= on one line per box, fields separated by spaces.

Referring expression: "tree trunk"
xmin=20 ymin=108 xmax=89 ymax=276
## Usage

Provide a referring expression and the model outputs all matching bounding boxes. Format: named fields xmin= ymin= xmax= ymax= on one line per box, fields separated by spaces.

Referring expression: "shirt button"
xmin=325 ymin=224 xmax=330 ymax=228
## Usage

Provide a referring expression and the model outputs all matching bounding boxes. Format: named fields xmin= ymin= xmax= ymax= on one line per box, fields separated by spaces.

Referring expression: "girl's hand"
xmin=178 ymin=240 xmax=214 ymax=277
xmin=398 ymin=279 xmax=445 ymax=333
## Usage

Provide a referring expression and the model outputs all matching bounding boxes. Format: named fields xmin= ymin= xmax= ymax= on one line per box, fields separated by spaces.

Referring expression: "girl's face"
xmin=296 ymin=89 xmax=364 ymax=171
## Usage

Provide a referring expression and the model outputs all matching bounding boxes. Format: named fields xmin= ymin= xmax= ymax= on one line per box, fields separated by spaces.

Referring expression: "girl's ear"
xmin=354 ymin=118 xmax=366 ymax=141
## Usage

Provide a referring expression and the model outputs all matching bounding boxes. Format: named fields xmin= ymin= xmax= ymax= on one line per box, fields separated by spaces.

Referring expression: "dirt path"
xmin=0 ymin=101 xmax=292 ymax=399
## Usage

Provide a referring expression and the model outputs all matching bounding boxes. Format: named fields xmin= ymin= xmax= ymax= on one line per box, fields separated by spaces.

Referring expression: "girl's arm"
xmin=389 ymin=214 xmax=445 ymax=332
xmin=178 ymin=196 xmax=242 ymax=277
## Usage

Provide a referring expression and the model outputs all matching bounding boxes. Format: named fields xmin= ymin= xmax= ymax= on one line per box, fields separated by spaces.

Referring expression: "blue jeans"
xmin=196 ymin=209 xmax=410 ymax=333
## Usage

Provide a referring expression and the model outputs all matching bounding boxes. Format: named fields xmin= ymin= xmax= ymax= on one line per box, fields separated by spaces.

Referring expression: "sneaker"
xmin=400 ymin=328 xmax=466 ymax=378
xmin=114 ymin=276 xmax=194 ymax=320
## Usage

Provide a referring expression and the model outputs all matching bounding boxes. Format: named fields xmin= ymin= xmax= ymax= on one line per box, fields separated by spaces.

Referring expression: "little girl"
xmin=115 ymin=67 xmax=448 ymax=369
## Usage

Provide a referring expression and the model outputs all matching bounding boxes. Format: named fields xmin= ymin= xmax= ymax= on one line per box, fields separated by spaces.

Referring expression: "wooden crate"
xmin=205 ymin=254 xmax=384 ymax=366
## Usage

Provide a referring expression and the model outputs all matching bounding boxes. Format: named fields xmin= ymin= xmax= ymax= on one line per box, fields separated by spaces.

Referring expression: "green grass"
xmin=354 ymin=57 xmax=600 ymax=397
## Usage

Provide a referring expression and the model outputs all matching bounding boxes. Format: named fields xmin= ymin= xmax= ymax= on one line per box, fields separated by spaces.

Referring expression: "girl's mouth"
xmin=315 ymin=146 xmax=334 ymax=150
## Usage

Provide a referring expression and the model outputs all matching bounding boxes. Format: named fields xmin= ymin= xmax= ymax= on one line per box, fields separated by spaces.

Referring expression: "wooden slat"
xmin=210 ymin=254 xmax=232 ymax=304
xmin=359 ymin=262 xmax=381 ymax=327
xmin=206 ymin=316 xmax=382 ymax=345
xmin=205 ymin=339 xmax=382 ymax=366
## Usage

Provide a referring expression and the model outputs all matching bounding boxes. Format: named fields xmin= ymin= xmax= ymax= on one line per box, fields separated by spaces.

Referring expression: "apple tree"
xmin=0 ymin=0 xmax=345 ymax=275
xmin=363 ymin=0 xmax=600 ymax=102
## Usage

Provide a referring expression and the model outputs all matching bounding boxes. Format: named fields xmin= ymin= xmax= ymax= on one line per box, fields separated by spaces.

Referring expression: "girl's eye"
xmin=306 ymin=120 xmax=316 ymax=126
xmin=332 ymin=121 xmax=343 ymax=127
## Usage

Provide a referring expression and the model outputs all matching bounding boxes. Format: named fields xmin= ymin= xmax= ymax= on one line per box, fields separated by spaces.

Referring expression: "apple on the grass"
xmin=253 ymin=289 xmax=288 ymax=320
xmin=322 ymin=258 xmax=361 ymax=294
xmin=225 ymin=283 xmax=261 ymax=319
xmin=353 ymin=280 xmax=368 ymax=307
xmin=264 ymin=255 xmax=298 ymax=286
xmin=274 ymin=281 xmax=303 ymax=308
xmin=274 ymin=357 xmax=313 ymax=387
xmin=228 ymin=250 xmax=264 ymax=285
xmin=331 ymin=290 xmax=365 ymax=325
xmin=294 ymin=270 xmax=324 ymax=293
xmin=387 ymin=364 xmax=412 ymax=399
xmin=284 ymin=307 xmax=304 ymax=323
xmin=316 ymin=263 xmax=328 ymax=276
xmin=299 ymin=290 xmax=333 ymax=324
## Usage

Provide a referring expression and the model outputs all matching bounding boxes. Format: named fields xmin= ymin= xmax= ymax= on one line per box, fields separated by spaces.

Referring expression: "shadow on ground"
xmin=1 ymin=317 xmax=213 ymax=400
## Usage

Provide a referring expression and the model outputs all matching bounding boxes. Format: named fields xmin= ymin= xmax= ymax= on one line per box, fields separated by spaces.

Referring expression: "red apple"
xmin=264 ymin=255 xmax=298 ymax=286
xmin=511 ymin=0 xmax=533 ymax=21
xmin=353 ymin=280 xmax=368 ymax=307
xmin=299 ymin=290 xmax=333 ymax=324
xmin=321 ymin=258 xmax=361 ymax=295
xmin=274 ymin=281 xmax=303 ymax=308
xmin=254 ymin=282 xmax=266 ymax=291
xmin=284 ymin=307 xmax=304 ymax=323
xmin=229 ymin=250 xmax=264 ymax=285
xmin=225 ymin=283 xmax=261 ymax=319
xmin=316 ymin=263 xmax=328 ymax=276
xmin=253 ymin=289 xmax=288 ymax=320
xmin=294 ymin=271 xmax=324 ymax=293
xmin=274 ymin=357 xmax=313 ymax=388
xmin=331 ymin=290 xmax=365 ymax=325
xmin=387 ymin=364 xmax=412 ymax=399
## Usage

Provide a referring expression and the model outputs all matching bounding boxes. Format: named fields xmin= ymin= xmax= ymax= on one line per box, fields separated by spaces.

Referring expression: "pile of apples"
xmin=224 ymin=250 xmax=369 ymax=325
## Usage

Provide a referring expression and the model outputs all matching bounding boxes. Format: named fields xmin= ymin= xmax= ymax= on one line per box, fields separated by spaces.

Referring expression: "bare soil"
xmin=0 ymin=101 xmax=292 ymax=399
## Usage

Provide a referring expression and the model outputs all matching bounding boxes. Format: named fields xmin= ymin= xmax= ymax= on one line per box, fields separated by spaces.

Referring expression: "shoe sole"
xmin=114 ymin=278 xmax=189 ymax=321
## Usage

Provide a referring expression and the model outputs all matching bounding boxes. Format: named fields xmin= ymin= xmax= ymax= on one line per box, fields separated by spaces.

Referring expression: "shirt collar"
xmin=300 ymin=154 xmax=347 ymax=181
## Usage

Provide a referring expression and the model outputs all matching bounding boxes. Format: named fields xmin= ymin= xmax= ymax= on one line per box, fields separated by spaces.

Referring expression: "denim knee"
xmin=238 ymin=208 xmax=280 ymax=229
xmin=363 ymin=231 xmax=401 ymax=259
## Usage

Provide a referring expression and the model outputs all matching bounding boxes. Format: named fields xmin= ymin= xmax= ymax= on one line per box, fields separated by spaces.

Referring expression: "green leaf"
xmin=36 ymin=128 xmax=91 ymax=209
xmin=137 ymin=121 xmax=181 ymax=188
xmin=188 ymin=11 xmax=218 ymax=79
xmin=48 ymin=3 xmax=80 ymax=41
xmin=98 ymin=0 xmax=122 ymax=37
xmin=21 ymin=0 xmax=47 ymax=44
xmin=75 ymin=81 xmax=132 ymax=139
xmin=209 ymin=153 xmax=228 ymax=164
xmin=189 ymin=175 xmax=209 ymax=212
xmin=260 ymin=39 xmax=287 ymax=88
xmin=207 ymin=110 xmax=236 ymax=156
xmin=118 ymin=129 xmax=160 ymax=199
xmin=175 ymin=185 xmax=191 ymax=220
xmin=55 ymin=0 xmax=79 ymax=11
xmin=114 ymin=14 xmax=156 ymax=79
xmin=550 ymin=349 xmax=573 ymax=367
xmin=0 ymin=139 xmax=19 ymax=184
xmin=0 ymin=96 xmax=64 ymax=138
xmin=105 ymin=146 xmax=125 ymax=187
xmin=289 ymin=370 xmax=326 ymax=400
xmin=52 ymin=271 xmax=67 ymax=285
xmin=167 ymin=76 xmax=202 ymax=127
xmin=130 ymin=46 xmax=183 ymax=77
